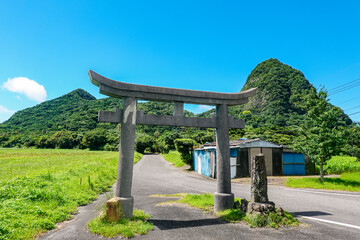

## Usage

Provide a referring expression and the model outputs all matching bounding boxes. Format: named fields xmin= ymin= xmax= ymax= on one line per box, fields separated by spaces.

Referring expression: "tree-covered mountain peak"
xmin=58 ymin=88 xmax=96 ymax=101
xmin=243 ymin=58 xmax=312 ymax=92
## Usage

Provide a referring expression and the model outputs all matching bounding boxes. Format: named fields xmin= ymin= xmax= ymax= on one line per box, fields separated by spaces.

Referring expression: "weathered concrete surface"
xmin=98 ymin=108 xmax=245 ymax=128
xmin=89 ymin=70 xmax=257 ymax=106
xmin=40 ymin=155 xmax=360 ymax=240
xmin=91 ymin=70 xmax=256 ymax=217
xmin=250 ymin=154 xmax=269 ymax=203
xmin=114 ymin=97 xmax=136 ymax=218
xmin=214 ymin=104 xmax=234 ymax=212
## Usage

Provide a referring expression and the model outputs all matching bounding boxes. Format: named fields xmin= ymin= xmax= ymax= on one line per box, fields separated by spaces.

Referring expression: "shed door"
xmin=272 ymin=148 xmax=282 ymax=176
xmin=237 ymin=148 xmax=249 ymax=177
xmin=283 ymin=153 xmax=305 ymax=175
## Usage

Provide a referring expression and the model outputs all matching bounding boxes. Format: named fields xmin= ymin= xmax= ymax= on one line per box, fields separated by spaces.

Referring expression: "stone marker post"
xmin=250 ymin=153 xmax=268 ymax=203
xmin=247 ymin=153 xmax=274 ymax=214
xmin=214 ymin=104 xmax=234 ymax=212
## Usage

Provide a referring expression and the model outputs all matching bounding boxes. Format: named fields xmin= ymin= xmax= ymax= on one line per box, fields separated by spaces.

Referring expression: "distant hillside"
xmin=0 ymin=59 xmax=353 ymax=149
xmin=200 ymin=58 xmax=351 ymax=128
xmin=0 ymin=88 xmax=198 ymax=149
xmin=0 ymin=88 xmax=196 ymax=134
xmin=0 ymin=89 xmax=122 ymax=133
xmin=239 ymin=58 xmax=351 ymax=127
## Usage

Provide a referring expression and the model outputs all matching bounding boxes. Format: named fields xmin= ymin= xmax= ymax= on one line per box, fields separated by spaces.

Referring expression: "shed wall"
xmin=283 ymin=153 xmax=305 ymax=175
xmin=262 ymin=148 xmax=273 ymax=176
xmin=193 ymin=150 xmax=215 ymax=178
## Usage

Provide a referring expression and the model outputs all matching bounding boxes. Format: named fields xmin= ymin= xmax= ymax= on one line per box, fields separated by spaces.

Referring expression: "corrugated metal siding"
xmin=230 ymin=149 xmax=238 ymax=157
xmin=193 ymin=151 xmax=198 ymax=174
xmin=230 ymin=157 xmax=237 ymax=178
xmin=193 ymin=150 xmax=212 ymax=177
xmin=283 ymin=153 xmax=305 ymax=175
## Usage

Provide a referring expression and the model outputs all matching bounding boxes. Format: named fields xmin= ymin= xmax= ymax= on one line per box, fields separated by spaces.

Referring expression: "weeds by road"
xmin=0 ymin=149 xmax=142 ymax=240
xmin=161 ymin=151 xmax=186 ymax=167
xmin=286 ymin=172 xmax=360 ymax=192
xmin=152 ymin=193 xmax=298 ymax=229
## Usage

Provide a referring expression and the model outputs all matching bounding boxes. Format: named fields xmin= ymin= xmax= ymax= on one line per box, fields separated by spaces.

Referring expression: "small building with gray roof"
xmin=193 ymin=138 xmax=306 ymax=178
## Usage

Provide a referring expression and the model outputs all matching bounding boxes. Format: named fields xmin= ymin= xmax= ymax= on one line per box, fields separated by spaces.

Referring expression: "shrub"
xmin=80 ymin=128 xmax=108 ymax=150
xmin=324 ymin=156 xmax=360 ymax=174
xmin=158 ymin=131 xmax=181 ymax=150
xmin=153 ymin=140 xmax=169 ymax=154
xmin=174 ymin=138 xmax=196 ymax=164
xmin=135 ymin=134 xmax=155 ymax=154
xmin=49 ymin=131 xmax=78 ymax=149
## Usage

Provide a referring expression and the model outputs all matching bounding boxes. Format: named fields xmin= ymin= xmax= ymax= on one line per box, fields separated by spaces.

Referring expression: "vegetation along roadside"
xmin=0 ymin=149 xmax=142 ymax=240
xmin=286 ymin=156 xmax=360 ymax=192
xmin=152 ymin=193 xmax=298 ymax=229
xmin=87 ymin=209 xmax=153 ymax=238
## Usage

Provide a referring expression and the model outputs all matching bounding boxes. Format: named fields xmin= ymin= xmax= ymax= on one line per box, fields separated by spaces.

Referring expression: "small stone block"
xmin=247 ymin=201 xmax=275 ymax=214
xmin=106 ymin=197 xmax=123 ymax=222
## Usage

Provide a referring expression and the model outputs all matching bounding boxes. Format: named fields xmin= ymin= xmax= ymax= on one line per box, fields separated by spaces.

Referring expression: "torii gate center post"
xmin=89 ymin=70 xmax=257 ymax=217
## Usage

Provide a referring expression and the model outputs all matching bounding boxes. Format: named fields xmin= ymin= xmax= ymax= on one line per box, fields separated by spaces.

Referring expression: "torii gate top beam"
xmin=89 ymin=70 xmax=257 ymax=106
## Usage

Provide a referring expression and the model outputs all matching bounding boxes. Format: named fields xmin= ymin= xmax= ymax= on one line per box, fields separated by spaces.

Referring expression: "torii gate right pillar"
xmin=214 ymin=104 xmax=234 ymax=212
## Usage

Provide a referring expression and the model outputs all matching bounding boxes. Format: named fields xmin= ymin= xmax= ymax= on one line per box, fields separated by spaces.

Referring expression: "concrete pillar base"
xmin=106 ymin=196 xmax=134 ymax=221
xmin=214 ymin=192 xmax=234 ymax=212
xmin=118 ymin=196 xmax=134 ymax=218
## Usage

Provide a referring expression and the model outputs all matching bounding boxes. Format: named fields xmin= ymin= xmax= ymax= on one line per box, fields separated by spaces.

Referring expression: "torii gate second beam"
xmin=89 ymin=70 xmax=257 ymax=218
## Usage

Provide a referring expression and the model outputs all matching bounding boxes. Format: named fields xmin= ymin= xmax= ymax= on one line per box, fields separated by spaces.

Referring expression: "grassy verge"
xmin=152 ymin=193 xmax=298 ymax=228
xmin=286 ymin=171 xmax=360 ymax=192
xmin=0 ymin=149 xmax=143 ymax=240
xmin=87 ymin=209 xmax=153 ymax=238
xmin=324 ymin=156 xmax=360 ymax=174
xmin=161 ymin=151 xmax=186 ymax=167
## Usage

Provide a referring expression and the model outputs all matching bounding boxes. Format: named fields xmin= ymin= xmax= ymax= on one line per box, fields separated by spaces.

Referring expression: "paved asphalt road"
xmin=42 ymin=154 xmax=360 ymax=240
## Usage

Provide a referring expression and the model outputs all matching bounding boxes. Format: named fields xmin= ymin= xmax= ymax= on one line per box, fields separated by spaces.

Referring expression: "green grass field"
xmin=161 ymin=151 xmax=186 ymax=167
xmin=0 ymin=148 xmax=142 ymax=240
xmin=286 ymin=171 xmax=360 ymax=192
xmin=286 ymin=156 xmax=360 ymax=192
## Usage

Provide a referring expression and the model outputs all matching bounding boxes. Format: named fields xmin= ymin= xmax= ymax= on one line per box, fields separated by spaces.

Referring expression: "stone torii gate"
xmin=89 ymin=70 xmax=257 ymax=218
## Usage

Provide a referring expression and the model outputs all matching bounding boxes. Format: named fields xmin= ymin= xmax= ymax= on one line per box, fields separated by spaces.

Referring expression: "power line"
xmin=329 ymin=83 xmax=360 ymax=95
xmin=348 ymin=110 xmax=360 ymax=116
xmin=328 ymin=77 xmax=360 ymax=92
xmin=328 ymin=78 xmax=360 ymax=96
xmin=344 ymin=105 xmax=360 ymax=112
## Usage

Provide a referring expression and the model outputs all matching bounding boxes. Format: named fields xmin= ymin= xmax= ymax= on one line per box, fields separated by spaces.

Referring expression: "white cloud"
xmin=0 ymin=105 xmax=15 ymax=123
xmin=197 ymin=105 xmax=214 ymax=112
xmin=2 ymin=77 xmax=47 ymax=103
xmin=0 ymin=105 xmax=15 ymax=114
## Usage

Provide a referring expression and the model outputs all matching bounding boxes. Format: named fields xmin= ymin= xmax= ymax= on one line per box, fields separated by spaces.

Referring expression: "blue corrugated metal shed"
xmin=193 ymin=139 xmax=306 ymax=178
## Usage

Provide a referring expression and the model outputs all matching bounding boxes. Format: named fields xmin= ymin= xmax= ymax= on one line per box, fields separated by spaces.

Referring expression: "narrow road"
xmin=42 ymin=154 xmax=360 ymax=240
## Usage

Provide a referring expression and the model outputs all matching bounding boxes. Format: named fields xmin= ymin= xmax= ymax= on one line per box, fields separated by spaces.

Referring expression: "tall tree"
xmin=293 ymin=88 xmax=347 ymax=182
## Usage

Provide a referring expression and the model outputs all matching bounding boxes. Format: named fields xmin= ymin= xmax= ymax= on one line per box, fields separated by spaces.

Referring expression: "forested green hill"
xmin=199 ymin=59 xmax=352 ymax=145
xmin=0 ymin=88 xmax=198 ymax=150
xmin=0 ymin=59 xmax=357 ymax=155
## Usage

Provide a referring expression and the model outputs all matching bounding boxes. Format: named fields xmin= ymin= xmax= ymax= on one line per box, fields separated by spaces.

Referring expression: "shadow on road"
xmin=150 ymin=218 xmax=227 ymax=230
xmin=292 ymin=211 xmax=332 ymax=217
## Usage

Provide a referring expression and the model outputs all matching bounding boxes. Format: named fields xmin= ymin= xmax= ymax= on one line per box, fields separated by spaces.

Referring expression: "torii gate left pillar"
xmin=113 ymin=97 xmax=137 ymax=218
xmin=89 ymin=70 xmax=257 ymax=218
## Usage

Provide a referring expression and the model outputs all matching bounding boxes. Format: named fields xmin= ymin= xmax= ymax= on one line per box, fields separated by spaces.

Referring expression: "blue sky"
xmin=0 ymin=0 xmax=359 ymax=123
